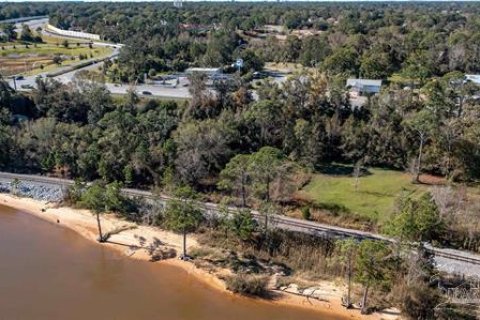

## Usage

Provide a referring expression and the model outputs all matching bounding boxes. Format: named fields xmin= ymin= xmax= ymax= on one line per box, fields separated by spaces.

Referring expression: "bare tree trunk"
xmin=415 ymin=134 xmax=424 ymax=183
xmin=446 ymin=133 xmax=454 ymax=180
xmin=353 ymin=162 xmax=361 ymax=192
xmin=96 ymin=212 xmax=104 ymax=242
xmin=264 ymin=177 xmax=271 ymax=235
xmin=458 ymin=91 xmax=464 ymax=118
xmin=346 ymin=259 xmax=352 ymax=308
xmin=182 ymin=229 xmax=187 ymax=259
xmin=266 ymin=177 xmax=270 ymax=203
xmin=241 ymin=174 xmax=246 ymax=207
xmin=361 ymin=286 xmax=369 ymax=314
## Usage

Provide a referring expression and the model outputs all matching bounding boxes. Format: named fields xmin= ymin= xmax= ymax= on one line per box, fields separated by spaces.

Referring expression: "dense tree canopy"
xmin=2 ymin=2 xmax=480 ymax=253
xmin=15 ymin=1 xmax=480 ymax=80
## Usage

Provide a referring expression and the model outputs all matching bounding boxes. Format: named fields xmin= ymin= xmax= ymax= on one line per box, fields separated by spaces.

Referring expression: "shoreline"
xmin=0 ymin=193 xmax=400 ymax=320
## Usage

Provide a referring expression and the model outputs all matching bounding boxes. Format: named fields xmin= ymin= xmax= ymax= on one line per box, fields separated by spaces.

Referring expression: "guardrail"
xmin=45 ymin=54 xmax=118 ymax=78
xmin=45 ymin=24 xmax=100 ymax=41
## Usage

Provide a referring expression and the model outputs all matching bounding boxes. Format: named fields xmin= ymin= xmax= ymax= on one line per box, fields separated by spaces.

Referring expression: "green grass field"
xmin=299 ymin=167 xmax=426 ymax=224
xmin=0 ymin=44 xmax=111 ymax=57
xmin=0 ymin=44 xmax=113 ymax=76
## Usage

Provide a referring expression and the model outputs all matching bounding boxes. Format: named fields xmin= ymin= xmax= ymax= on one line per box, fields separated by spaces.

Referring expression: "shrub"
xmin=225 ymin=274 xmax=269 ymax=297
xmin=149 ymin=248 xmax=176 ymax=261
xmin=403 ymin=284 xmax=441 ymax=320
xmin=65 ymin=180 xmax=86 ymax=204
xmin=301 ymin=206 xmax=311 ymax=220
xmin=385 ymin=192 xmax=445 ymax=242
xmin=189 ymin=247 xmax=215 ymax=258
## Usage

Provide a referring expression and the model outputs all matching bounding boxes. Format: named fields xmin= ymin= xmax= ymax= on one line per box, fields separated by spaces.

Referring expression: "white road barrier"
xmin=45 ymin=24 xmax=100 ymax=41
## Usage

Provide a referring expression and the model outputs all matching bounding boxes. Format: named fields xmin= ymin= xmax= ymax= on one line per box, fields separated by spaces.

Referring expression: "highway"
xmin=4 ymin=17 xmax=192 ymax=99
xmin=0 ymin=15 xmax=48 ymax=26
xmin=13 ymin=17 xmax=49 ymax=34
xmin=6 ymin=18 xmax=123 ymax=91
xmin=6 ymin=17 xmax=192 ymax=99
xmin=0 ymin=171 xmax=479 ymax=277
xmin=6 ymin=17 xmax=290 ymax=100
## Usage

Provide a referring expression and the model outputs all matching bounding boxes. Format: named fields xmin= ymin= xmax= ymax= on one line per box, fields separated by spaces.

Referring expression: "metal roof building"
xmin=185 ymin=67 xmax=222 ymax=75
xmin=465 ymin=74 xmax=480 ymax=85
xmin=346 ymin=78 xmax=382 ymax=94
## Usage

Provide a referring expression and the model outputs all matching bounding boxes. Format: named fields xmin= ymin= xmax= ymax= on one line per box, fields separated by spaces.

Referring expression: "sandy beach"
xmin=0 ymin=193 xmax=400 ymax=320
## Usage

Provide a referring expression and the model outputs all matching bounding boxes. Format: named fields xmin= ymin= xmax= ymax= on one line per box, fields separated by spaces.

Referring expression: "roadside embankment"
xmin=0 ymin=180 xmax=64 ymax=201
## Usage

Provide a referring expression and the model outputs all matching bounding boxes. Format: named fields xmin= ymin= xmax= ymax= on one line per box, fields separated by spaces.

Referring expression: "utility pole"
xmin=11 ymin=76 xmax=17 ymax=91
xmin=235 ymin=58 xmax=243 ymax=74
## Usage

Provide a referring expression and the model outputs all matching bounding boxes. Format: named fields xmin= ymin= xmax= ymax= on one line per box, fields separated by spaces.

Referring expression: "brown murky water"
xmin=0 ymin=206 xmax=345 ymax=320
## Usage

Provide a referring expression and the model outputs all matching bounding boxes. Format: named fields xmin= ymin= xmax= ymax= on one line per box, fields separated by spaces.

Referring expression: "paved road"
xmin=6 ymin=17 xmax=288 ymax=100
xmin=7 ymin=48 xmax=119 ymax=91
xmin=6 ymin=18 xmax=282 ymax=100
xmin=0 ymin=15 xmax=47 ymax=25
xmin=6 ymin=17 xmax=124 ymax=91
xmin=14 ymin=17 xmax=49 ymax=34
xmin=1 ymin=171 xmax=479 ymax=277
xmin=5 ymin=17 xmax=192 ymax=99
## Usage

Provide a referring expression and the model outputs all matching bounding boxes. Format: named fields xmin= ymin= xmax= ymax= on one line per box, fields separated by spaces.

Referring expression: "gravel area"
xmin=0 ymin=179 xmax=65 ymax=202
xmin=435 ymin=256 xmax=480 ymax=277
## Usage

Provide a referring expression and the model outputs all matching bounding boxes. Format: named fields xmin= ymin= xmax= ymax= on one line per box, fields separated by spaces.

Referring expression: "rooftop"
xmin=185 ymin=67 xmax=222 ymax=74
xmin=465 ymin=74 xmax=480 ymax=84
xmin=346 ymin=78 xmax=382 ymax=87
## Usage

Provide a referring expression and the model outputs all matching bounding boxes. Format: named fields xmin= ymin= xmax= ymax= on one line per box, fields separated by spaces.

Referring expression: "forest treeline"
xmin=2 ymin=2 xmax=480 ymax=250
xmin=37 ymin=1 xmax=480 ymax=81
xmin=1 ymin=3 xmax=480 ymax=317
xmin=1 ymin=72 xmax=479 ymax=187
xmin=0 ymin=3 xmax=52 ymax=21
xmin=1 ymin=70 xmax=480 ymax=248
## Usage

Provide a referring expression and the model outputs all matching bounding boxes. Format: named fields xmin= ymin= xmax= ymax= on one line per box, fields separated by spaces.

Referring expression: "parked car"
xmin=142 ymin=91 xmax=152 ymax=95
xmin=16 ymin=76 xmax=24 ymax=80
xmin=252 ymin=72 xmax=267 ymax=79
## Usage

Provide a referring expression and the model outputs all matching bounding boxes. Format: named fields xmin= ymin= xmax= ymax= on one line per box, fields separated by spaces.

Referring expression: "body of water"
xmin=0 ymin=205 xmax=345 ymax=320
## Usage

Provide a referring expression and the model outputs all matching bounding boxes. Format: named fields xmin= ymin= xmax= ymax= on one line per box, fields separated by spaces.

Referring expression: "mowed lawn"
xmin=0 ymin=45 xmax=113 ymax=76
xmin=1 ymin=45 xmax=111 ymax=57
xmin=300 ymin=168 xmax=427 ymax=224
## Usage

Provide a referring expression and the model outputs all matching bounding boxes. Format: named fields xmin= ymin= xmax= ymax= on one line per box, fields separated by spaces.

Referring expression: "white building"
xmin=185 ymin=68 xmax=222 ymax=77
xmin=185 ymin=67 xmax=222 ymax=76
xmin=465 ymin=74 xmax=480 ymax=85
xmin=346 ymin=78 xmax=382 ymax=96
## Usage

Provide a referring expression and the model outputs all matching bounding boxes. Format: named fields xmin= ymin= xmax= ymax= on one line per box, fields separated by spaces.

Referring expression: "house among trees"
xmin=346 ymin=78 xmax=382 ymax=97
xmin=465 ymin=74 xmax=480 ymax=85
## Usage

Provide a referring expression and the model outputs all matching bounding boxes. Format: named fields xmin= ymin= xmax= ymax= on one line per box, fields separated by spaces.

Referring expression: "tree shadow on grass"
xmin=316 ymin=163 xmax=372 ymax=177
xmin=312 ymin=202 xmax=351 ymax=215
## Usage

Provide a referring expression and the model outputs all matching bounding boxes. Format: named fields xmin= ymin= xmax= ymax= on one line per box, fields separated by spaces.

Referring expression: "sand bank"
xmin=0 ymin=193 xmax=400 ymax=320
